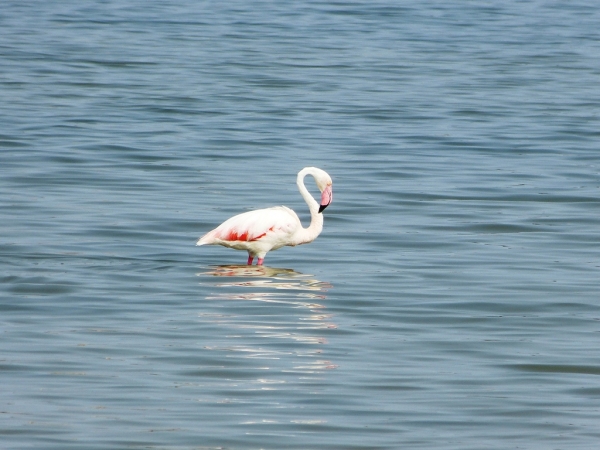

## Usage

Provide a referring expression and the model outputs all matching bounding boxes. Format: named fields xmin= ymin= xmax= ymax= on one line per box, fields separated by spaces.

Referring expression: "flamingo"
xmin=196 ymin=167 xmax=333 ymax=265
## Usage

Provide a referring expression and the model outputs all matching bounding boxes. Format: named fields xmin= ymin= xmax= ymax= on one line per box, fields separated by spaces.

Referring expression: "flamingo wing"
xmin=196 ymin=206 xmax=299 ymax=247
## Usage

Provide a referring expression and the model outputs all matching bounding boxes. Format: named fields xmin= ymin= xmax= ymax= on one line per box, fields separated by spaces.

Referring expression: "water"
xmin=2 ymin=1 xmax=600 ymax=448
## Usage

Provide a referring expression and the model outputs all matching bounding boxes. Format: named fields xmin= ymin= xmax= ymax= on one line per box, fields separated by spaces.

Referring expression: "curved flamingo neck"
xmin=295 ymin=168 xmax=324 ymax=244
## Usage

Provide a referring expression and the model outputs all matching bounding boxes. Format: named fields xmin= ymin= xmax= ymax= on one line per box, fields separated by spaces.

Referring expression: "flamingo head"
xmin=313 ymin=169 xmax=333 ymax=213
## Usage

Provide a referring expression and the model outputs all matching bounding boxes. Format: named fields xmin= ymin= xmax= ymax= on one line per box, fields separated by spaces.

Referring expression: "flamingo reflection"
xmin=197 ymin=265 xmax=337 ymax=372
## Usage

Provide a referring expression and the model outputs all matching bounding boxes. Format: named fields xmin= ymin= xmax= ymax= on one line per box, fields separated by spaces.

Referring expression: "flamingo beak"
xmin=318 ymin=185 xmax=332 ymax=213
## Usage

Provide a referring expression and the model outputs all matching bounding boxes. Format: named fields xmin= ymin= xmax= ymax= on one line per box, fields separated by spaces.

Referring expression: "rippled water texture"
xmin=2 ymin=1 xmax=600 ymax=449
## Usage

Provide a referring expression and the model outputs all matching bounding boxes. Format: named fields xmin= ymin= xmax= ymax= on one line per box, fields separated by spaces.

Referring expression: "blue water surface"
xmin=2 ymin=1 xmax=600 ymax=449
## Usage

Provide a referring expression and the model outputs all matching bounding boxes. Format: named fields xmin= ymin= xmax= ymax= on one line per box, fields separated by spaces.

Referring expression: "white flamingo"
xmin=197 ymin=167 xmax=333 ymax=265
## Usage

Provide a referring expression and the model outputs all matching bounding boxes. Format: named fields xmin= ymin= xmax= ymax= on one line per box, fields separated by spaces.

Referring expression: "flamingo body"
xmin=197 ymin=167 xmax=333 ymax=265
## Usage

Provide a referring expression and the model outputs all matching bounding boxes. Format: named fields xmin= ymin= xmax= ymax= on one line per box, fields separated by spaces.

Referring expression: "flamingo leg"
xmin=257 ymin=258 xmax=264 ymax=266
xmin=247 ymin=255 xmax=254 ymax=265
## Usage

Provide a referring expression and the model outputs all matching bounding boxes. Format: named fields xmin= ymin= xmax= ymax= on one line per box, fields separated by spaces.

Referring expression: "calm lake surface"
xmin=2 ymin=1 xmax=600 ymax=449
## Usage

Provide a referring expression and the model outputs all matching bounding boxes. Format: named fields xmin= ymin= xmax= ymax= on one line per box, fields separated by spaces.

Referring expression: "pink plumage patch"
xmin=220 ymin=226 xmax=275 ymax=242
xmin=224 ymin=230 xmax=249 ymax=241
